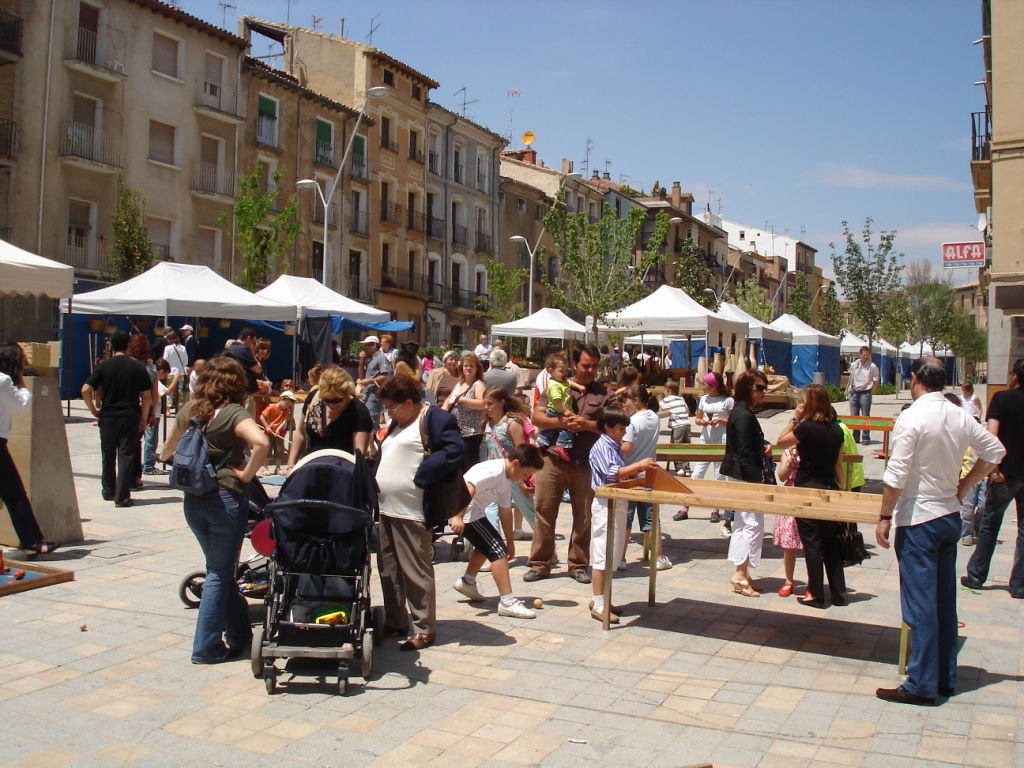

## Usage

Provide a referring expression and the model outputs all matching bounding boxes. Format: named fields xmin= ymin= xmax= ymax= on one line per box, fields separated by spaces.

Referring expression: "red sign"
xmin=942 ymin=241 xmax=986 ymax=268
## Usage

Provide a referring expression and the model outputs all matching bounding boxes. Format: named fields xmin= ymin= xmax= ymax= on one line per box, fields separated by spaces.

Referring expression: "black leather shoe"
xmin=939 ymin=687 xmax=955 ymax=696
xmin=830 ymin=593 xmax=848 ymax=606
xmin=114 ymin=499 xmax=133 ymax=508
xmin=875 ymin=685 xmax=936 ymax=705
xmin=570 ymin=570 xmax=592 ymax=584
xmin=102 ymin=493 xmax=114 ymax=501
xmin=1010 ymin=590 xmax=1024 ymax=599
xmin=960 ymin=576 xmax=983 ymax=589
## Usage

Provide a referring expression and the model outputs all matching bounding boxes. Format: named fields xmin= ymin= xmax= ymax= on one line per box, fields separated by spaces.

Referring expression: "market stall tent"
xmin=0 ymin=238 xmax=74 ymax=298
xmin=768 ymin=313 xmax=840 ymax=387
xmin=898 ymin=341 xmax=957 ymax=384
xmin=490 ymin=307 xmax=587 ymax=340
xmin=255 ymin=275 xmax=390 ymax=323
xmin=717 ymin=302 xmax=793 ymax=376
xmin=840 ymin=331 xmax=898 ymax=384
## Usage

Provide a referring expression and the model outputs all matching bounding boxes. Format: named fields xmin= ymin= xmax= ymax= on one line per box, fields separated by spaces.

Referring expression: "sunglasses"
xmin=754 ymin=384 xmax=768 ymax=391
xmin=321 ymin=397 xmax=344 ymax=404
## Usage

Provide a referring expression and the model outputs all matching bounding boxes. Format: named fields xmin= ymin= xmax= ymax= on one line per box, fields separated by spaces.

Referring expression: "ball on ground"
xmin=533 ymin=598 xmax=543 ymax=609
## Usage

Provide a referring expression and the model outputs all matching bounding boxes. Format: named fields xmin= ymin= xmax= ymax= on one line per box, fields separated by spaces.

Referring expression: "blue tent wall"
xmin=762 ymin=338 xmax=792 ymax=377
xmin=668 ymin=340 xmax=732 ymax=370
xmin=789 ymin=344 xmax=839 ymax=387
xmin=819 ymin=345 xmax=840 ymax=385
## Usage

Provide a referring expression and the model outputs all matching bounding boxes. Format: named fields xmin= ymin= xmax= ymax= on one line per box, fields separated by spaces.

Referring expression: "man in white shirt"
xmin=875 ymin=357 xmax=1004 ymax=705
xmin=474 ymin=334 xmax=493 ymax=371
xmin=846 ymin=345 xmax=880 ymax=444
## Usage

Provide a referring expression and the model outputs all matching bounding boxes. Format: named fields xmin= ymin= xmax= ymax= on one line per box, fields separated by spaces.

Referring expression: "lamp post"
xmin=297 ymin=85 xmax=389 ymax=290
xmin=510 ymin=171 xmax=581 ymax=354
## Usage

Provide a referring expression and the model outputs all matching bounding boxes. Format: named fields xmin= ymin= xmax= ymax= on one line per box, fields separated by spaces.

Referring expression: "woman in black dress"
xmin=776 ymin=384 xmax=846 ymax=608
xmin=287 ymin=366 xmax=373 ymax=470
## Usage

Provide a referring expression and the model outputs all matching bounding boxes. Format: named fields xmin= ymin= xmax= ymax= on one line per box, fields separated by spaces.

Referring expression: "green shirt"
xmin=176 ymin=402 xmax=251 ymax=495
xmin=839 ymin=422 xmax=865 ymax=490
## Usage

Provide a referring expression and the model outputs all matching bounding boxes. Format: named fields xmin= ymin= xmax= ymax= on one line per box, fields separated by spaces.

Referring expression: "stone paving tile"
xmin=1 ymin=397 xmax=1020 ymax=766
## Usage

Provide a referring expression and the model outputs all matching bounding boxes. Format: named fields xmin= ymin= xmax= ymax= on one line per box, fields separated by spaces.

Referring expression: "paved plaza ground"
xmin=1 ymin=391 xmax=1022 ymax=768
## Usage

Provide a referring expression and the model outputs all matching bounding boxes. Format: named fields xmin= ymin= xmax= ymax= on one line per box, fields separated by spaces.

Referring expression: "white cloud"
xmin=890 ymin=222 xmax=982 ymax=250
xmin=812 ymin=163 xmax=968 ymax=191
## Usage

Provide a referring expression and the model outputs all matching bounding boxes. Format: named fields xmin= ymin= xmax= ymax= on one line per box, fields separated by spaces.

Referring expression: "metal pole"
xmin=65 ymin=297 xmax=73 ymax=417
xmin=525 ymin=241 xmax=536 ymax=357
xmin=323 ymin=103 xmax=373 ymax=291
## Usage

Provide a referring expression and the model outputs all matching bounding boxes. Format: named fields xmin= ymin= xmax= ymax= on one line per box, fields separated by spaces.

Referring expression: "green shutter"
xmin=316 ymin=119 xmax=332 ymax=144
xmin=258 ymin=95 xmax=276 ymax=118
xmin=352 ymin=134 xmax=365 ymax=156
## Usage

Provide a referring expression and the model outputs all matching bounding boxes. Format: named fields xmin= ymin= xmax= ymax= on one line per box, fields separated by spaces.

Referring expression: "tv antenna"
xmin=366 ymin=15 xmax=382 ymax=45
xmin=453 ymin=86 xmax=478 ymax=118
xmin=505 ymin=88 xmax=521 ymax=142
xmin=284 ymin=0 xmax=296 ymax=27
xmin=218 ymin=0 xmax=235 ymax=27
xmin=311 ymin=15 xmax=324 ymax=31
xmin=580 ymin=138 xmax=593 ymax=176
xmin=603 ymin=158 xmax=612 ymax=176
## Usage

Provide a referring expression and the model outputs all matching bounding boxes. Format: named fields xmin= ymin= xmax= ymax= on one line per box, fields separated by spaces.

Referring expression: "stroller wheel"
xmin=359 ymin=639 xmax=373 ymax=680
xmin=337 ymin=668 xmax=349 ymax=696
xmin=450 ymin=538 xmax=465 ymax=562
xmin=371 ymin=607 xmax=385 ymax=647
xmin=264 ymin=667 xmax=276 ymax=694
xmin=250 ymin=627 xmax=264 ymax=678
xmin=178 ymin=571 xmax=206 ymax=608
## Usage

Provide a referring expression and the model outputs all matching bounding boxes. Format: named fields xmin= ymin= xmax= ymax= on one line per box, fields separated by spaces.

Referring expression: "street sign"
xmin=942 ymin=241 xmax=986 ymax=268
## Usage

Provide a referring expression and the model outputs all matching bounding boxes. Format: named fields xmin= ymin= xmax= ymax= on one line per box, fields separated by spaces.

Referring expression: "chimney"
xmin=592 ymin=170 xmax=600 ymax=180
xmin=561 ymin=158 xmax=573 ymax=174
xmin=522 ymin=148 xmax=537 ymax=165
xmin=671 ymin=181 xmax=682 ymax=207
xmin=603 ymin=171 xmax=611 ymax=180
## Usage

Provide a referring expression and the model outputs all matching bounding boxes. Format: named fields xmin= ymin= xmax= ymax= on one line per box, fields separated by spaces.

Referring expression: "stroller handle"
xmin=263 ymin=498 xmax=371 ymax=520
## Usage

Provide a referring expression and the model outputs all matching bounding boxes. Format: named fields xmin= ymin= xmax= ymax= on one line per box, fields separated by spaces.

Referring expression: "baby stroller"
xmin=250 ymin=449 xmax=381 ymax=695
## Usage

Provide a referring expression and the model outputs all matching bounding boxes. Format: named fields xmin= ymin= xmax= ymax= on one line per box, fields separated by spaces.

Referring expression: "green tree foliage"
xmin=670 ymin=238 xmax=718 ymax=310
xmin=817 ymin=283 xmax=843 ymax=336
xmin=730 ymin=276 xmax=774 ymax=322
xmin=878 ymin=289 xmax=913 ymax=346
xmin=788 ymin=272 xmax=812 ymax=323
xmin=945 ymin=309 xmax=987 ymax=367
xmin=220 ymin=167 xmax=301 ymax=291
xmin=542 ymin=198 xmax=669 ymax=335
xmin=905 ymin=261 xmax=955 ymax=352
xmin=481 ymin=256 xmax=527 ymax=323
xmin=830 ymin=218 xmax=905 ymax=347
xmin=110 ymin=178 xmax=153 ymax=281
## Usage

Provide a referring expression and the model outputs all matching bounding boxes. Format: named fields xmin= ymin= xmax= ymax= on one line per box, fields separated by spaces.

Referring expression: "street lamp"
xmin=297 ymin=85 xmax=389 ymax=290
xmin=510 ymin=171 xmax=581 ymax=353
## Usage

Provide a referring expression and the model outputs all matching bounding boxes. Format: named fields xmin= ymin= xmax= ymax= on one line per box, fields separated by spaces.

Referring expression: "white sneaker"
xmin=656 ymin=555 xmax=673 ymax=571
xmin=497 ymin=599 xmax=536 ymax=619
xmin=720 ymin=524 xmax=732 ymax=538
xmin=617 ymin=559 xmax=628 ymax=571
xmin=453 ymin=577 xmax=485 ymax=602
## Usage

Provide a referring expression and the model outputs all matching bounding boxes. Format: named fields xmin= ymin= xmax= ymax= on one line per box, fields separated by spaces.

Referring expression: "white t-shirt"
xmin=624 ymin=409 xmax=660 ymax=461
xmin=462 ymin=458 xmax=511 ymax=523
xmin=154 ymin=379 xmax=169 ymax=417
xmin=189 ymin=370 xmax=198 ymax=392
xmin=698 ymin=394 xmax=733 ymax=444
xmin=161 ymin=343 xmax=189 ymax=376
xmin=961 ymin=393 xmax=980 ymax=420
xmin=377 ymin=413 xmax=426 ymax=522
xmin=474 ymin=343 xmax=492 ymax=362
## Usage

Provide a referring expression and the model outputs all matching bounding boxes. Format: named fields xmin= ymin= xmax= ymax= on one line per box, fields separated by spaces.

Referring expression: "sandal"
xmin=28 ymin=542 xmax=60 ymax=559
xmin=730 ymin=580 xmax=759 ymax=598
xmin=777 ymin=581 xmax=794 ymax=597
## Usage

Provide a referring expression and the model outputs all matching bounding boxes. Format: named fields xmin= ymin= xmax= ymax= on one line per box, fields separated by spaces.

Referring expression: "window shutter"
xmin=204 ymin=53 xmax=222 ymax=84
xmin=200 ymin=136 xmax=219 ymax=166
xmin=147 ymin=218 xmax=172 ymax=260
xmin=148 ymin=121 xmax=175 ymax=165
xmin=316 ymin=119 xmax=332 ymax=144
xmin=152 ymin=33 xmax=178 ymax=78
xmin=258 ymin=95 xmax=276 ymax=118
xmin=196 ymin=228 xmax=216 ymax=266
xmin=352 ymin=135 xmax=365 ymax=156
xmin=68 ymin=201 xmax=91 ymax=228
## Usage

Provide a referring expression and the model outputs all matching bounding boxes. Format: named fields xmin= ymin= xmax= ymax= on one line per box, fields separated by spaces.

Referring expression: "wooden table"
xmin=674 ymin=386 xmax=797 ymax=408
xmin=840 ymin=415 xmax=896 ymax=462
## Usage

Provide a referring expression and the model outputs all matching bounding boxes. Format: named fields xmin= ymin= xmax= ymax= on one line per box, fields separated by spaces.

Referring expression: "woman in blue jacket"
xmin=376 ymin=374 xmax=464 ymax=651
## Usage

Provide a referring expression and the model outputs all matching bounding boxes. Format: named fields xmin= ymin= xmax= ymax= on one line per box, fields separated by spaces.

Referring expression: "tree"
xmin=670 ymin=237 xmax=718 ymax=310
xmin=730 ymin=276 xmax=774 ymax=323
xmin=542 ymin=198 xmax=669 ymax=335
xmin=110 ymin=177 xmax=153 ymax=281
xmin=787 ymin=272 xmax=812 ymax=323
xmin=480 ymin=256 xmax=527 ymax=324
xmin=220 ymin=167 xmax=301 ymax=291
xmin=878 ymin=289 xmax=913 ymax=347
xmin=817 ymin=283 xmax=843 ymax=336
xmin=905 ymin=260 xmax=955 ymax=353
xmin=830 ymin=218 xmax=905 ymax=347
xmin=945 ymin=310 xmax=987 ymax=369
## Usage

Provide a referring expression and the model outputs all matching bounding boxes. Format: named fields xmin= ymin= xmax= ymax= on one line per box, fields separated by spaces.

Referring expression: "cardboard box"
xmin=17 ymin=342 xmax=50 ymax=368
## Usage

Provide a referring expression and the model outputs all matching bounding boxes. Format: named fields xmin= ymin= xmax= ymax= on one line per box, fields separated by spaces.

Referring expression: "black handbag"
xmin=838 ymin=522 xmax=870 ymax=566
xmin=418 ymin=411 xmax=471 ymax=529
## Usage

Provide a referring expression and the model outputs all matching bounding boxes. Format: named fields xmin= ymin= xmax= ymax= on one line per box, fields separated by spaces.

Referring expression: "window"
xmin=152 ymin=32 xmax=180 ymax=79
xmin=739 ymin=230 xmax=745 ymax=240
xmin=203 ymin=52 xmax=223 ymax=100
xmin=147 ymin=217 xmax=172 ymax=261
xmin=257 ymin=95 xmax=278 ymax=147
xmin=67 ymin=200 xmax=92 ymax=250
xmin=380 ymin=116 xmax=393 ymax=151
xmin=196 ymin=227 xmax=218 ymax=268
xmin=411 ymin=83 xmax=421 ymax=100
xmin=383 ymin=69 xmax=394 ymax=86
xmin=315 ymin=119 xmax=333 ymax=165
xmin=516 ymin=197 xmax=526 ymax=213
xmin=381 ymin=242 xmax=390 ymax=272
xmin=453 ymin=147 xmax=463 ymax=183
xmin=148 ymin=120 xmax=175 ymax=165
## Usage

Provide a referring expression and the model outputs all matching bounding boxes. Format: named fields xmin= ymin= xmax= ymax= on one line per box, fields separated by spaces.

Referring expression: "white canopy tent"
xmin=1 ymin=238 xmax=74 ymax=298
xmin=718 ymin=303 xmax=791 ymax=344
xmin=255 ymin=275 xmax=389 ymax=323
xmin=769 ymin=313 xmax=841 ymax=386
xmin=60 ymin=262 xmax=296 ymax=320
xmin=718 ymin=302 xmax=793 ymax=375
xmin=840 ymin=331 xmax=874 ymax=355
xmin=490 ymin=307 xmax=587 ymax=340
xmin=601 ymin=285 xmax=747 ymax=340
xmin=899 ymin=341 xmax=954 ymax=358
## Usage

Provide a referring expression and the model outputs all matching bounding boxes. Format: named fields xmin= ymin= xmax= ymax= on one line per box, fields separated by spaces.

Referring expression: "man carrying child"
xmin=536 ymin=353 xmax=586 ymax=462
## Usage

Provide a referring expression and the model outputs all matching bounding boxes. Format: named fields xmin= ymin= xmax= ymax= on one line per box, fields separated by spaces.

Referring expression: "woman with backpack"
xmin=160 ymin=356 xmax=269 ymax=664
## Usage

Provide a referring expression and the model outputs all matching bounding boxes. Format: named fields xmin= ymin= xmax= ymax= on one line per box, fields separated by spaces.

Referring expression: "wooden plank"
xmin=657 ymin=445 xmax=863 ymax=465
xmin=0 ymin=559 xmax=75 ymax=597
xmin=840 ymin=416 xmax=895 ymax=431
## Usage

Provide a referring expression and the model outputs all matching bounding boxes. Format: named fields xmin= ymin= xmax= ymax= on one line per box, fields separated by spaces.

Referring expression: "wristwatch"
xmin=879 ymin=514 xmax=893 ymax=521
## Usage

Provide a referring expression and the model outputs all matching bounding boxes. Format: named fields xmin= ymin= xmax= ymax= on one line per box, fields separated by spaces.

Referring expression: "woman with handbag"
xmin=442 ymin=353 xmax=487 ymax=472
xmin=776 ymin=384 xmax=847 ymax=608
xmin=376 ymin=375 xmax=464 ymax=651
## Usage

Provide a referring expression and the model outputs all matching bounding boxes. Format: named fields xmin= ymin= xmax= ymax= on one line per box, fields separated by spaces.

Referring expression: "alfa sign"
xmin=942 ymin=241 xmax=986 ymax=268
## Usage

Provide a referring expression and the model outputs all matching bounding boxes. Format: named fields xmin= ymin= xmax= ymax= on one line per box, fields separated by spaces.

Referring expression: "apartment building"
xmin=240 ymin=18 xmax=439 ymax=341
xmin=497 ymin=175 xmax=553 ymax=316
xmin=6 ymin=0 xmax=247 ymax=283
xmin=424 ymin=103 xmax=506 ymax=347
xmin=239 ymin=56 xmax=366 ymax=289
xmin=970 ymin=0 xmax=1023 ymax=384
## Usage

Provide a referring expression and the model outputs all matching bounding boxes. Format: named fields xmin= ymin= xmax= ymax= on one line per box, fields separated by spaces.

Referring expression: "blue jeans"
xmin=848 ymin=391 xmax=872 ymax=442
xmin=958 ymin=478 xmax=988 ymax=539
xmin=184 ymin=487 xmax=251 ymax=662
xmin=625 ymin=501 xmax=653 ymax=533
xmin=894 ymin=512 xmax=960 ymax=699
xmin=142 ymin=422 xmax=159 ymax=472
xmin=966 ymin=476 xmax=1024 ymax=594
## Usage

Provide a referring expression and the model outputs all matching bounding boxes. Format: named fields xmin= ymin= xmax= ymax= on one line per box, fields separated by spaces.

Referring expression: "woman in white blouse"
xmin=0 ymin=343 xmax=58 ymax=555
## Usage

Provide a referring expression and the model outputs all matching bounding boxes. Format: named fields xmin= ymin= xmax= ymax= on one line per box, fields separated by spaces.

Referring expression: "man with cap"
xmin=357 ymin=335 xmax=393 ymax=425
xmin=179 ymin=325 xmax=199 ymax=370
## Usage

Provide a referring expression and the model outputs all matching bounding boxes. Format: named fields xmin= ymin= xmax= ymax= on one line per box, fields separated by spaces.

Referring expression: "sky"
xmin=181 ymin=0 xmax=985 ymax=285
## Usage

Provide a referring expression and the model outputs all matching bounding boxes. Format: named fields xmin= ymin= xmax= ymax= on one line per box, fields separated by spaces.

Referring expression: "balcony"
xmin=428 ymin=151 xmax=440 ymax=175
xmin=454 ymin=163 xmax=464 ymax=185
xmin=190 ymin=163 xmax=235 ymax=200
xmin=971 ymin=108 xmax=992 ymax=213
xmin=452 ymin=287 xmax=489 ymax=313
xmin=380 ymin=201 xmax=402 ymax=225
xmin=59 ymin=121 xmax=123 ymax=171
xmin=312 ymin=202 xmax=336 ymax=228
xmin=311 ymin=265 xmax=323 ymax=282
xmin=476 ymin=171 xmax=488 ymax=192
xmin=349 ymin=275 xmax=374 ymax=302
xmin=314 ymin=139 xmax=337 ymax=167
xmin=972 ymin=108 xmax=991 ymax=162
xmin=380 ymin=136 xmax=398 ymax=153
xmin=0 ymin=119 xmax=16 ymax=161
xmin=408 ymin=209 xmax=427 ymax=233
xmin=0 ymin=225 xmax=11 ymax=241
xmin=475 ymin=231 xmax=492 ymax=255
xmin=0 ymin=9 xmax=23 ymax=61
xmin=427 ymin=216 xmax=444 ymax=239
xmin=194 ymin=81 xmax=244 ymax=123
xmin=351 ymin=152 xmax=370 ymax=180
xmin=256 ymin=114 xmax=278 ymax=148
xmin=349 ymin=209 xmax=369 ymax=236
xmin=381 ymin=266 xmax=429 ymax=295
xmin=261 ymin=184 xmax=280 ymax=212
xmin=452 ymin=223 xmax=467 ymax=246
xmin=429 ymin=282 xmax=446 ymax=304
xmin=62 ymin=241 xmax=111 ymax=275
xmin=64 ymin=27 xmax=126 ymax=82
xmin=409 ymin=147 xmax=424 ymax=164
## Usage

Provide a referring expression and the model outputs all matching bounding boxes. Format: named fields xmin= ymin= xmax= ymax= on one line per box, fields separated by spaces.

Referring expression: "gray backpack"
xmin=169 ymin=417 xmax=230 ymax=495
